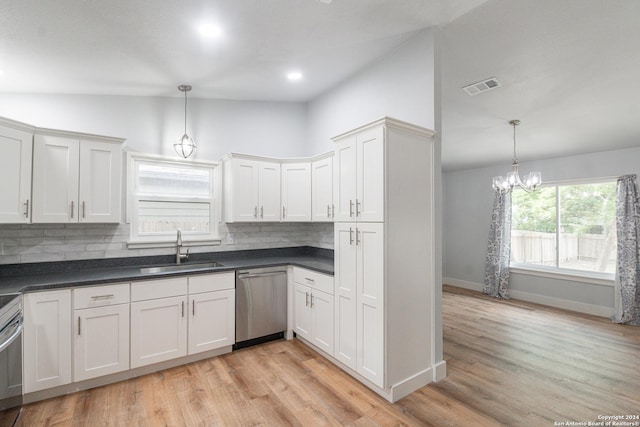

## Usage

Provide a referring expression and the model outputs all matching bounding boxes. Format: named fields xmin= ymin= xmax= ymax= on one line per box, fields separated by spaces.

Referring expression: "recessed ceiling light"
xmin=287 ymin=72 xmax=303 ymax=81
xmin=197 ymin=23 xmax=222 ymax=38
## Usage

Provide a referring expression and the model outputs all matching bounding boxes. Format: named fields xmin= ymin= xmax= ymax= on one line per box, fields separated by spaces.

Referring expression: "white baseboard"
xmin=433 ymin=360 xmax=447 ymax=382
xmin=443 ymin=277 xmax=614 ymax=318
xmin=443 ymin=277 xmax=483 ymax=291
xmin=389 ymin=368 xmax=433 ymax=402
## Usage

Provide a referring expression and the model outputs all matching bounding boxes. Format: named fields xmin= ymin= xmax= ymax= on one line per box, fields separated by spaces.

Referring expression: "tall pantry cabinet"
xmin=333 ymin=117 xmax=438 ymax=402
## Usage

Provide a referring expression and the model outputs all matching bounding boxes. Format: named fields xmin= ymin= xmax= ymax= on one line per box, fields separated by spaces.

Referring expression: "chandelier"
xmin=492 ymin=120 xmax=541 ymax=192
xmin=174 ymin=85 xmax=197 ymax=159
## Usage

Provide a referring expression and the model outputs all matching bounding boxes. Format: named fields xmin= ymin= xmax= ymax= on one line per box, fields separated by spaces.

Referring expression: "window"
xmin=127 ymin=153 xmax=220 ymax=246
xmin=510 ymin=179 xmax=617 ymax=276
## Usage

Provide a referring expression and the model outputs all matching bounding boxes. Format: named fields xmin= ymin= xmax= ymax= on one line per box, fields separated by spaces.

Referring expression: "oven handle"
xmin=0 ymin=316 xmax=23 ymax=353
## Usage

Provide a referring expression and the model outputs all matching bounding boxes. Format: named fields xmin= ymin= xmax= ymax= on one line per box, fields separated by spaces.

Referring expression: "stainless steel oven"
xmin=0 ymin=294 xmax=23 ymax=427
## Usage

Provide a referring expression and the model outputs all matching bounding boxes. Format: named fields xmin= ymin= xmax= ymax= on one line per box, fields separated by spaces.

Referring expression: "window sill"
xmin=127 ymin=237 xmax=222 ymax=250
xmin=509 ymin=264 xmax=614 ymax=287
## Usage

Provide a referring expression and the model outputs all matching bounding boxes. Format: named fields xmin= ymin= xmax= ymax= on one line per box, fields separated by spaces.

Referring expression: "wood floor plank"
xmin=19 ymin=285 xmax=640 ymax=426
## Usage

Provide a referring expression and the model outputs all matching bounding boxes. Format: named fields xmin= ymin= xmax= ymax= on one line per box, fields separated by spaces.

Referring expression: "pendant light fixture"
xmin=174 ymin=84 xmax=197 ymax=159
xmin=492 ymin=119 xmax=541 ymax=192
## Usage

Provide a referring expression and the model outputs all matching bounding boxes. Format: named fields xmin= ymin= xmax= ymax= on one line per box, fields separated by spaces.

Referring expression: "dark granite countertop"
xmin=0 ymin=246 xmax=333 ymax=294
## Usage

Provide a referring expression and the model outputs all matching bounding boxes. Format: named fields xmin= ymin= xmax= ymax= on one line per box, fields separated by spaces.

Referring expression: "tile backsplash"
xmin=0 ymin=222 xmax=334 ymax=265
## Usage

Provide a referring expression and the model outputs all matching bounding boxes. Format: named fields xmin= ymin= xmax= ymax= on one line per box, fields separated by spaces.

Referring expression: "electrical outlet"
xmin=226 ymin=234 xmax=235 ymax=244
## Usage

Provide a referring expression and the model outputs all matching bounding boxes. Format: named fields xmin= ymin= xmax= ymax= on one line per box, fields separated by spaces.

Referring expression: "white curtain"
xmin=613 ymin=174 xmax=640 ymax=325
xmin=484 ymin=189 xmax=512 ymax=299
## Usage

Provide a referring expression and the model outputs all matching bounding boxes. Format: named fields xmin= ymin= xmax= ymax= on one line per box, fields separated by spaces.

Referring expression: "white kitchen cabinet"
xmin=222 ymin=154 xmax=281 ymax=222
xmin=73 ymin=283 xmax=130 ymax=382
xmin=0 ymin=118 xmax=33 ymax=223
xmin=333 ymin=222 xmax=383 ymax=383
xmin=32 ymin=131 xmax=123 ymax=223
xmin=188 ymin=272 xmax=236 ymax=354
xmin=332 ymin=117 xmax=438 ymax=402
xmin=333 ymin=126 xmax=384 ymax=222
xmin=23 ymin=289 xmax=72 ymax=393
xmin=311 ymin=153 xmax=334 ymax=222
xmin=281 ymin=162 xmax=311 ymax=222
xmin=333 ymin=223 xmax=357 ymax=369
xmin=130 ymin=278 xmax=188 ymax=368
xmin=293 ymin=267 xmax=334 ymax=355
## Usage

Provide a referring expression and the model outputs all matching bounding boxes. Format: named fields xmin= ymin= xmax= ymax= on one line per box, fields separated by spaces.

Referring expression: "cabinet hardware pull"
xmin=254 ymin=206 xmax=258 ymax=219
xmin=349 ymin=200 xmax=354 ymax=218
xmin=192 ymin=300 xmax=195 ymax=316
xmin=24 ymin=200 xmax=29 ymax=218
xmin=283 ymin=206 xmax=286 ymax=218
xmin=332 ymin=204 xmax=335 ymax=218
xmin=78 ymin=317 xmax=81 ymax=336
xmin=305 ymin=277 xmax=314 ymax=282
xmin=82 ymin=201 xmax=86 ymax=218
xmin=310 ymin=293 xmax=314 ymax=308
xmin=90 ymin=294 xmax=114 ymax=300
xmin=349 ymin=227 xmax=354 ymax=245
xmin=327 ymin=204 xmax=330 ymax=218
xmin=260 ymin=206 xmax=264 ymax=218
xmin=356 ymin=228 xmax=361 ymax=246
xmin=71 ymin=201 xmax=74 ymax=219
xmin=182 ymin=301 xmax=185 ymax=317
xmin=356 ymin=199 xmax=361 ymax=217
xmin=305 ymin=292 xmax=309 ymax=307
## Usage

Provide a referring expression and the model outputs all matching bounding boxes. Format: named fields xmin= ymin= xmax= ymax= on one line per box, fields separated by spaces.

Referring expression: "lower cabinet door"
xmin=188 ymin=289 xmax=235 ymax=355
xmin=74 ymin=304 xmax=129 ymax=382
xmin=310 ymin=289 xmax=334 ymax=355
xmin=23 ymin=290 xmax=72 ymax=393
xmin=293 ymin=283 xmax=312 ymax=340
xmin=130 ymin=296 xmax=188 ymax=368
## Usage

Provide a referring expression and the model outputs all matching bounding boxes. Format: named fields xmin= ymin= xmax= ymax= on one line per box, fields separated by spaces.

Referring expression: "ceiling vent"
xmin=462 ymin=77 xmax=501 ymax=96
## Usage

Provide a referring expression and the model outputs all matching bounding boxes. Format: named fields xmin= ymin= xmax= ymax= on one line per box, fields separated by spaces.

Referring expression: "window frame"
xmin=509 ymin=177 xmax=617 ymax=285
xmin=126 ymin=152 xmax=221 ymax=248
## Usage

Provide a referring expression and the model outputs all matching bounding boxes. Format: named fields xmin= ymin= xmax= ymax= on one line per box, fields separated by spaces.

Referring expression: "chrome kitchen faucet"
xmin=176 ymin=229 xmax=189 ymax=264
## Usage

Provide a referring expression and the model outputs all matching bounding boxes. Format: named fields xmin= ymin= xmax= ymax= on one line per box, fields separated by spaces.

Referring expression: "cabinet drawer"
xmin=189 ymin=272 xmax=235 ymax=294
xmin=131 ymin=277 xmax=188 ymax=302
xmin=293 ymin=267 xmax=334 ymax=295
xmin=74 ymin=283 xmax=130 ymax=309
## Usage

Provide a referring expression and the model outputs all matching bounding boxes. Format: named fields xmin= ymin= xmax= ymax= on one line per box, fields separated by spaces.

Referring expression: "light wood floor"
xmin=19 ymin=286 xmax=640 ymax=426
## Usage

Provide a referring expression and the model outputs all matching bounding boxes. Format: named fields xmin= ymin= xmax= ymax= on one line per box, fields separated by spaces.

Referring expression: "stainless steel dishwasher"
xmin=234 ymin=267 xmax=287 ymax=349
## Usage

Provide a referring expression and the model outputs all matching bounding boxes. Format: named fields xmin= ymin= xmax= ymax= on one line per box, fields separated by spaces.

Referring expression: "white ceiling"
xmin=1 ymin=0 xmax=639 ymax=171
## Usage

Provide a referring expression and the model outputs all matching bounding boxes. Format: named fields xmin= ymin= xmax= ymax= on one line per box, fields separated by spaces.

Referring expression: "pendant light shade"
xmin=174 ymin=84 xmax=197 ymax=159
xmin=492 ymin=120 xmax=541 ymax=192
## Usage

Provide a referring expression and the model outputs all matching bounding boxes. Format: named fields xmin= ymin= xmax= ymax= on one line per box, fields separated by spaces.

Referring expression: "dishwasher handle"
xmin=237 ymin=271 xmax=287 ymax=279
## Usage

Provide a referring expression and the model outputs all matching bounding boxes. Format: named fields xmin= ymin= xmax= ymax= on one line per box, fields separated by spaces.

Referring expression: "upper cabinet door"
xmin=79 ymin=140 xmax=122 ymax=223
xmin=229 ymin=158 xmax=260 ymax=222
xmin=281 ymin=162 xmax=311 ymax=222
xmin=0 ymin=125 xmax=33 ymax=223
xmin=32 ymin=135 xmax=80 ymax=223
xmin=258 ymin=161 xmax=281 ymax=221
xmin=333 ymin=137 xmax=357 ymax=222
xmin=356 ymin=126 xmax=384 ymax=222
xmin=311 ymin=156 xmax=333 ymax=222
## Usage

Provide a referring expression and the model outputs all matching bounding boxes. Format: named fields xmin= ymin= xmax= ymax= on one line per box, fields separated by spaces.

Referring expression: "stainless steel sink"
xmin=139 ymin=261 xmax=224 ymax=274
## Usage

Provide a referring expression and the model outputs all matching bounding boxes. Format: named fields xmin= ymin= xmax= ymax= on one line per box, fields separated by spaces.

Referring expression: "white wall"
xmin=443 ymin=146 xmax=640 ymax=316
xmin=305 ymin=28 xmax=437 ymax=155
xmin=0 ymin=93 xmax=324 ymax=263
xmin=0 ymin=94 xmax=307 ymax=161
